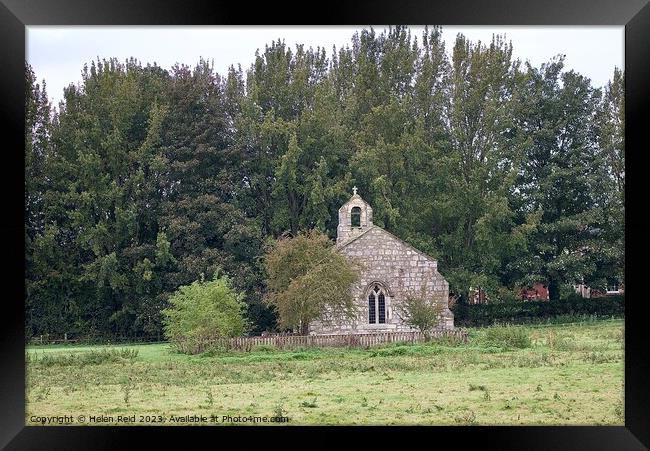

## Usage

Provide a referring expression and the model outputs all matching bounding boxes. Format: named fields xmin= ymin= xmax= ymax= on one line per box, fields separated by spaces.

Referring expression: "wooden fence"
xmin=29 ymin=329 xmax=468 ymax=353
xmin=192 ymin=329 xmax=468 ymax=353
xmin=29 ymin=335 xmax=163 ymax=346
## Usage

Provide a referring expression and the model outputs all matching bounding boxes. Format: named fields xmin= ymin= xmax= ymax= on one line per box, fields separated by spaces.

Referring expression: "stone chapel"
xmin=309 ymin=188 xmax=454 ymax=335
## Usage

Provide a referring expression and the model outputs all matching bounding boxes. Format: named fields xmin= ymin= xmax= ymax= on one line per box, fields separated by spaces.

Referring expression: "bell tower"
xmin=337 ymin=186 xmax=373 ymax=244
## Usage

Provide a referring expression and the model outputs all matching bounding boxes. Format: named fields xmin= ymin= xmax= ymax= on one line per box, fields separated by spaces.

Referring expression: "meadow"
xmin=25 ymin=319 xmax=624 ymax=425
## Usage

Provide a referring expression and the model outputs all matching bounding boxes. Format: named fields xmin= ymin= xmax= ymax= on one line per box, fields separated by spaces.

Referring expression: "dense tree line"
xmin=25 ymin=26 xmax=624 ymax=339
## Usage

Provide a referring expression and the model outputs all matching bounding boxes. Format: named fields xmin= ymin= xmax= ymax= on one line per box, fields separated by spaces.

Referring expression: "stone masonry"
xmin=309 ymin=188 xmax=454 ymax=335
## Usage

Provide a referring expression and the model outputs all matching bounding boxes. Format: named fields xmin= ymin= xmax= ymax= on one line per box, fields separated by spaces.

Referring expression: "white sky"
xmin=26 ymin=26 xmax=624 ymax=107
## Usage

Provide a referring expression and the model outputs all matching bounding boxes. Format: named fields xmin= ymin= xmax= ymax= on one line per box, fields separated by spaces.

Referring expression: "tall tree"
xmin=436 ymin=34 xmax=523 ymax=299
xmin=158 ymin=60 xmax=266 ymax=331
xmin=510 ymin=58 xmax=608 ymax=299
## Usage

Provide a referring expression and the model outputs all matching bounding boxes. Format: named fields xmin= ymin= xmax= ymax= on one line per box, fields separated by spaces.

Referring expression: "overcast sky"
xmin=26 ymin=26 xmax=624 ymax=107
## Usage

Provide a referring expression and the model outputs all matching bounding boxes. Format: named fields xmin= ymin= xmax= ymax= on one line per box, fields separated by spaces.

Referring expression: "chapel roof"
xmin=336 ymin=223 xmax=439 ymax=264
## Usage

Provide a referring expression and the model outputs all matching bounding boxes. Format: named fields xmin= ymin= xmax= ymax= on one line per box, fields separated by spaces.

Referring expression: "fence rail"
xmin=29 ymin=336 xmax=163 ymax=346
xmin=186 ymin=329 xmax=468 ymax=353
xmin=29 ymin=329 xmax=468 ymax=352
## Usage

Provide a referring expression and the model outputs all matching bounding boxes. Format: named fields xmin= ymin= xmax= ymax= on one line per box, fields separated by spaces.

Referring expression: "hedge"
xmin=451 ymin=295 xmax=624 ymax=327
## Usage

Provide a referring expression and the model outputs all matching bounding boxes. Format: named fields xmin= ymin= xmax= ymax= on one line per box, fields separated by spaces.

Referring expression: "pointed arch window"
xmin=368 ymin=292 xmax=376 ymax=323
xmin=351 ymin=207 xmax=361 ymax=228
xmin=368 ymin=284 xmax=387 ymax=324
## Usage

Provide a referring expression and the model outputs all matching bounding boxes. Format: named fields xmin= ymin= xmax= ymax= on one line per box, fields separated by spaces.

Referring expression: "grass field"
xmin=25 ymin=319 xmax=624 ymax=425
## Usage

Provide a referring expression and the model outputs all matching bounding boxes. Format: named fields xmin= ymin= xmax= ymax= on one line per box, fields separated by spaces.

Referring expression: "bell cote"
xmin=337 ymin=186 xmax=373 ymax=244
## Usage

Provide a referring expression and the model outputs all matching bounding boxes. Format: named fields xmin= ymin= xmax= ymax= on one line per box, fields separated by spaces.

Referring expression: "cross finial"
xmin=352 ymin=186 xmax=358 ymax=196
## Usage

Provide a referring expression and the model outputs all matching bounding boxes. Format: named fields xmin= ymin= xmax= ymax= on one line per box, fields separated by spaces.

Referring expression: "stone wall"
xmin=309 ymin=226 xmax=453 ymax=335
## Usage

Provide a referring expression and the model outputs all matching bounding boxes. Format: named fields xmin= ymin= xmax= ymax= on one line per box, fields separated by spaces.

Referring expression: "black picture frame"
xmin=2 ymin=0 xmax=648 ymax=448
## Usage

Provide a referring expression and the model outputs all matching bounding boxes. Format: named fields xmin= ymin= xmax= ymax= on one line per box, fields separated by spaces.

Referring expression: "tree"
xmin=438 ymin=33 xmax=522 ymax=300
xmin=25 ymin=26 xmax=624 ymax=340
xmin=510 ymin=58 xmax=607 ymax=299
xmin=263 ymin=230 xmax=360 ymax=334
xmin=394 ymin=289 xmax=445 ymax=341
xmin=162 ymin=271 xmax=248 ymax=354
xmin=592 ymin=67 xmax=624 ymax=288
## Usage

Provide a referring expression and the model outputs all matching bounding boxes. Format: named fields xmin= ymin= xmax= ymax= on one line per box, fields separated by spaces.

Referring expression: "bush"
xmin=393 ymin=293 xmax=444 ymax=340
xmin=483 ymin=325 xmax=531 ymax=349
xmin=162 ymin=272 xmax=248 ymax=354
xmin=452 ymin=295 xmax=624 ymax=327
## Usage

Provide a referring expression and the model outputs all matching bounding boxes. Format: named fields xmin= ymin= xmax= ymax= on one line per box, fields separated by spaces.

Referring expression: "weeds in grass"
xmin=32 ymin=348 xmax=139 ymax=367
xmin=614 ymin=402 xmax=624 ymax=422
xmin=253 ymin=345 xmax=276 ymax=353
xmin=584 ymin=351 xmax=620 ymax=364
xmin=274 ymin=404 xmax=287 ymax=418
xmin=122 ymin=383 xmax=132 ymax=406
xmin=300 ymin=398 xmax=318 ymax=408
xmin=483 ymin=325 xmax=531 ymax=349
xmin=373 ymin=346 xmax=416 ymax=357
xmin=34 ymin=386 xmax=51 ymax=402
xmin=454 ymin=410 xmax=477 ymax=424
xmin=468 ymin=384 xmax=491 ymax=400
xmin=548 ymin=330 xmax=556 ymax=350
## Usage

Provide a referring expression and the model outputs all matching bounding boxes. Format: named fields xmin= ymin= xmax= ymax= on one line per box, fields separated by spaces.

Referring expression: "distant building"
xmin=575 ymin=281 xmax=624 ymax=298
xmin=520 ymin=283 xmax=550 ymax=301
xmin=468 ymin=286 xmax=489 ymax=305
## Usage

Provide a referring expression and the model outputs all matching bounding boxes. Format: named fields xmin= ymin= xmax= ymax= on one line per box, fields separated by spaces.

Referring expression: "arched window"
xmin=351 ymin=206 xmax=361 ymax=227
xmin=378 ymin=292 xmax=386 ymax=323
xmin=368 ymin=284 xmax=387 ymax=324
xmin=368 ymin=292 xmax=376 ymax=323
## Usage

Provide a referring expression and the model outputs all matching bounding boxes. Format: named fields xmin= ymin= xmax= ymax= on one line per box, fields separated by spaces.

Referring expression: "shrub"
xmin=452 ymin=295 xmax=624 ymax=327
xmin=483 ymin=325 xmax=531 ymax=349
xmin=393 ymin=292 xmax=444 ymax=340
xmin=162 ymin=272 xmax=248 ymax=354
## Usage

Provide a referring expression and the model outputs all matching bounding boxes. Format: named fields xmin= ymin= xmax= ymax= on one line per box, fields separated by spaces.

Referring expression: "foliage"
xmin=25 ymin=26 xmax=624 ymax=340
xmin=394 ymin=289 xmax=445 ymax=340
xmin=452 ymin=295 xmax=624 ymax=327
xmin=482 ymin=325 xmax=532 ymax=349
xmin=162 ymin=272 xmax=248 ymax=354
xmin=263 ymin=230 xmax=360 ymax=334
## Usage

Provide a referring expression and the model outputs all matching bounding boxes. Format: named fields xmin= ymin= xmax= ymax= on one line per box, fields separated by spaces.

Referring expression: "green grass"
xmin=26 ymin=319 xmax=624 ymax=425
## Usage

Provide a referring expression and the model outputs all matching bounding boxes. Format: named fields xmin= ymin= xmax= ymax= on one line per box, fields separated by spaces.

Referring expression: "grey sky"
xmin=26 ymin=26 xmax=624 ymax=107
